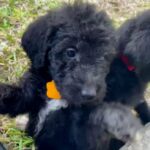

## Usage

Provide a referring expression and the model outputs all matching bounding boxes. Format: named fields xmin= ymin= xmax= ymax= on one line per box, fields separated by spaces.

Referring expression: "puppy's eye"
xmin=66 ymin=48 xmax=77 ymax=58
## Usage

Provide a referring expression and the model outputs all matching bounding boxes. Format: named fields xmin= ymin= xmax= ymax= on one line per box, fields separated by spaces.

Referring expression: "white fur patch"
xmin=35 ymin=99 xmax=68 ymax=136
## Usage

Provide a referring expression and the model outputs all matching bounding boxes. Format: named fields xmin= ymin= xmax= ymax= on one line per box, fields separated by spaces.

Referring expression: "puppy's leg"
xmin=35 ymin=106 xmax=70 ymax=150
xmin=90 ymin=103 xmax=143 ymax=142
xmin=0 ymin=70 xmax=46 ymax=116
xmin=135 ymin=101 xmax=150 ymax=124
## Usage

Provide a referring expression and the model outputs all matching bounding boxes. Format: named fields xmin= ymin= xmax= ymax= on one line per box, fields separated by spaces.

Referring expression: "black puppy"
xmin=0 ymin=2 xmax=142 ymax=150
xmin=106 ymin=10 xmax=150 ymax=124
xmin=105 ymin=10 xmax=150 ymax=150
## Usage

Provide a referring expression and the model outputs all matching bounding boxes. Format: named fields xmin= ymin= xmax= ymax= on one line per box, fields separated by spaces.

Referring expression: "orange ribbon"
xmin=46 ymin=81 xmax=61 ymax=99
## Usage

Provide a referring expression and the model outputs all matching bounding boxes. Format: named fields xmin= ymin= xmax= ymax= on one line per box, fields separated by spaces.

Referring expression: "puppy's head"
xmin=118 ymin=10 xmax=150 ymax=82
xmin=22 ymin=2 xmax=116 ymax=105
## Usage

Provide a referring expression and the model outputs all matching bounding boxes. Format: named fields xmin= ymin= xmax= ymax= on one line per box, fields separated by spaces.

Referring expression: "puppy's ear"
xmin=22 ymin=15 xmax=48 ymax=67
xmin=124 ymin=30 xmax=150 ymax=82
xmin=21 ymin=14 xmax=57 ymax=79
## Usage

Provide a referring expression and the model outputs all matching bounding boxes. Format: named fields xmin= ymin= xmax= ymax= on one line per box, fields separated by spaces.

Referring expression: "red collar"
xmin=119 ymin=54 xmax=136 ymax=71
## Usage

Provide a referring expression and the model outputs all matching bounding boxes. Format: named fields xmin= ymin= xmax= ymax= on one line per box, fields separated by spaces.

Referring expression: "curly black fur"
xmin=105 ymin=10 xmax=150 ymax=123
xmin=117 ymin=10 xmax=150 ymax=82
xmin=0 ymin=2 xmax=144 ymax=150
xmin=105 ymin=10 xmax=150 ymax=150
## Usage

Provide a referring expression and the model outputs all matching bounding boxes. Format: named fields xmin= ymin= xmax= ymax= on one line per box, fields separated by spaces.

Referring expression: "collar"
xmin=46 ymin=81 xmax=61 ymax=99
xmin=119 ymin=54 xmax=136 ymax=71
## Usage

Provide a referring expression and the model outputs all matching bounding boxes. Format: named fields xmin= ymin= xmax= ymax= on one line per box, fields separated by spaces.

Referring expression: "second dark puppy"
xmin=105 ymin=10 xmax=150 ymax=124
xmin=105 ymin=10 xmax=150 ymax=150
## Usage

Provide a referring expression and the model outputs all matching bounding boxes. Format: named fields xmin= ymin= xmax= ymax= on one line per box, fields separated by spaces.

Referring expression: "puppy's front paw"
xmin=91 ymin=103 xmax=143 ymax=142
xmin=102 ymin=103 xmax=143 ymax=142
xmin=0 ymin=84 xmax=18 ymax=114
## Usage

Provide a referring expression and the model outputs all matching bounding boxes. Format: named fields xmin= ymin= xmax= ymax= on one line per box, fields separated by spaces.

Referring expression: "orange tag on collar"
xmin=46 ymin=81 xmax=61 ymax=99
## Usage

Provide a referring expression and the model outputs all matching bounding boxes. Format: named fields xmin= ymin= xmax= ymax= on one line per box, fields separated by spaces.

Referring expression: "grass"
xmin=0 ymin=116 xmax=34 ymax=150
xmin=0 ymin=0 xmax=150 ymax=149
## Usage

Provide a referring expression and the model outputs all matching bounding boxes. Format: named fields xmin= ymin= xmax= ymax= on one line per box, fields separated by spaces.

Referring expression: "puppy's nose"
xmin=81 ymin=88 xmax=96 ymax=100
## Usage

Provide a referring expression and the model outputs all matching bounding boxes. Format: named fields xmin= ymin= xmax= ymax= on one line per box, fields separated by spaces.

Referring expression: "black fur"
xmin=106 ymin=10 xmax=150 ymax=123
xmin=105 ymin=10 xmax=150 ymax=149
xmin=0 ymin=2 xmax=145 ymax=150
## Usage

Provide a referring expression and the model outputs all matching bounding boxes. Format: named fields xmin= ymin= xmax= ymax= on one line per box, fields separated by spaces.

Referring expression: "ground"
xmin=0 ymin=0 xmax=150 ymax=150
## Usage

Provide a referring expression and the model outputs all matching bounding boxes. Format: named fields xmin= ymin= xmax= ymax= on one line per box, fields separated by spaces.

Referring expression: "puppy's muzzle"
xmin=81 ymin=86 xmax=97 ymax=100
